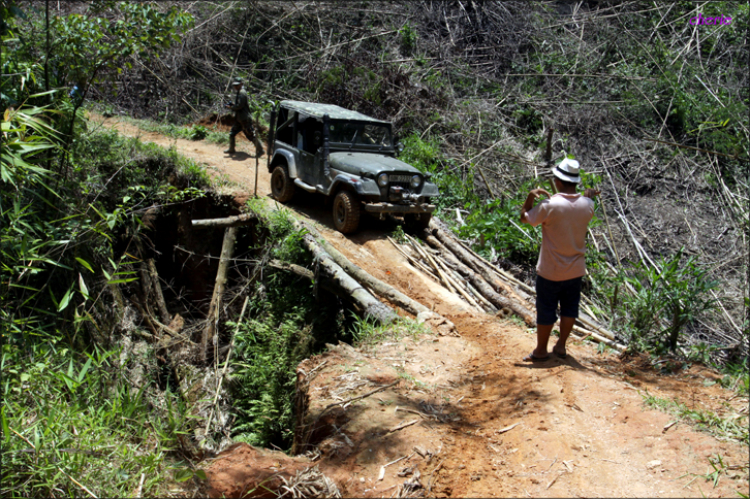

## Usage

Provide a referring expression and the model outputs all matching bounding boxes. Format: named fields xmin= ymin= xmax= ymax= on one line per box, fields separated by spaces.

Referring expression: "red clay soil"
xmin=93 ymin=114 xmax=749 ymax=498
xmin=201 ymin=443 xmax=310 ymax=498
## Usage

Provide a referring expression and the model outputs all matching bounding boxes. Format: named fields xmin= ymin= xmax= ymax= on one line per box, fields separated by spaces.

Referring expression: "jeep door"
xmin=297 ymin=116 xmax=326 ymax=187
xmin=295 ymin=115 xmax=318 ymax=186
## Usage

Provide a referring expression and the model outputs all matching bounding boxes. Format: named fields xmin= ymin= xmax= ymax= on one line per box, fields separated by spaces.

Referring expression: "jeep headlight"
xmin=377 ymin=173 xmax=389 ymax=187
xmin=410 ymin=175 xmax=421 ymax=189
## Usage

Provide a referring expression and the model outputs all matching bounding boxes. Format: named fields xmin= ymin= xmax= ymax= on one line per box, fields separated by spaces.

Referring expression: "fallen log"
xmin=203 ymin=226 xmax=238 ymax=363
xmin=297 ymin=223 xmax=398 ymax=325
xmin=191 ymin=212 xmax=259 ymax=228
xmin=435 ymin=224 xmax=536 ymax=302
xmin=430 ymin=223 xmax=532 ymax=308
xmin=406 ymin=234 xmax=456 ymax=293
xmin=576 ymin=314 xmax=616 ymax=341
xmin=427 ymin=220 xmax=623 ymax=344
xmin=388 ymin=236 xmax=441 ymax=282
xmin=300 ymin=222 xmax=453 ymax=327
xmin=423 ymin=234 xmax=535 ymax=325
xmin=405 ymin=234 xmax=483 ymax=312
xmin=572 ymin=324 xmax=625 ymax=352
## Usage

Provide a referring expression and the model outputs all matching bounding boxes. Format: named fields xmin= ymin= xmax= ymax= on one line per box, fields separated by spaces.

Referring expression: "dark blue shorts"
xmin=535 ymin=275 xmax=583 ymax=325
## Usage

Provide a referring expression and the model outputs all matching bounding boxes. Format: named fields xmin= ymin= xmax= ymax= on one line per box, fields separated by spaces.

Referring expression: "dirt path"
xmin=93 ymin=115 xmax=749 ymax=498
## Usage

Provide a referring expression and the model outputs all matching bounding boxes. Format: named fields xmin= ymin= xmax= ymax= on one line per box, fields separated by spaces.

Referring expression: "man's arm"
xmin=230 ymin=91 xmax=248 ymax=112
xmin=520 ymin=188 xmax=551 ymax=223
xmin=582 ymin=188 xmax=600 ymax=199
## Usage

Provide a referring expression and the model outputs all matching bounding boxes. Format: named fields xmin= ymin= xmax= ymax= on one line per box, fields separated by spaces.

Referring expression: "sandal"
xmin=552 ymin=349 xmax=567 ymax=359
xmin=523 ymin=352 xmax=550 ymax=362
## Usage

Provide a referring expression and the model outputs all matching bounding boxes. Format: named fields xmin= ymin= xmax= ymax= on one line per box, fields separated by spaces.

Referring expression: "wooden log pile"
xmin=385 ymin=219 xmax=626 ymax=352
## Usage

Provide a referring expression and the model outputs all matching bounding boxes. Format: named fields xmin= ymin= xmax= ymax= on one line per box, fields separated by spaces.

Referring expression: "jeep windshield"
xmin=328 ymin=121 xmax=392 ymax=148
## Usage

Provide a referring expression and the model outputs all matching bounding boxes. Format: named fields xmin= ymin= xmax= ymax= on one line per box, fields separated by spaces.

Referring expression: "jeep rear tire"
xmin=332 ymin=191 xmax=360 ymax=234
xmin=271 ymin=165 xmax=295 ymax=202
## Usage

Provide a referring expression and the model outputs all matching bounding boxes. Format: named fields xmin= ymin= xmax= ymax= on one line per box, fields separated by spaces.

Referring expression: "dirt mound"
xmin=203 ymin=443 xmax=311 ymax=498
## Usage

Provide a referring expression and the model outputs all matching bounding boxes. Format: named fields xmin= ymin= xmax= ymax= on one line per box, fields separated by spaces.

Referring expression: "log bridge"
xmin=191 ymin=211 xmax=624 ymax=359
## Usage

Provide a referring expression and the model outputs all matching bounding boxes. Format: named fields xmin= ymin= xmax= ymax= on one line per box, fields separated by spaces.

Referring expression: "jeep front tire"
xmin=271 ymin=165 xmax=295 ymax=202
xmin=332 ymin=191 xmax=360 ymax=234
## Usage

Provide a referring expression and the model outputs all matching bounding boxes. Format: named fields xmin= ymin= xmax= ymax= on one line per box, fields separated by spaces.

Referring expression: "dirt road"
xmin=94 ymin=115 xmax=748 ymax=498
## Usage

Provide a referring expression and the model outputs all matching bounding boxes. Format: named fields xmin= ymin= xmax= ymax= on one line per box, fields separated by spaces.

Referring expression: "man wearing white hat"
xmin=520 ymin=158 xmax=600 ymax=362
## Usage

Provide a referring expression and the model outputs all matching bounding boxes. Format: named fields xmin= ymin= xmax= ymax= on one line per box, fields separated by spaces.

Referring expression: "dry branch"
xmin=387 ymin=419 xmax=419 ymax=434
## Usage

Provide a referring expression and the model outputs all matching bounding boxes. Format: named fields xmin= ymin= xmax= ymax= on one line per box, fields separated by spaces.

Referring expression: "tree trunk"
xmin=297 ymin=226 xmax=398 ymax=325
xmin=191 ymin=212 xmax=259 ymax=228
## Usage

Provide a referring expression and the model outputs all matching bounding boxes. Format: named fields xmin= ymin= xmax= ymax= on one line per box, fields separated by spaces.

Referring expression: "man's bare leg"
xmin=553 ymin=316 xmax=576 ymax=357
xmin=531 ymin=323 xmax=555 ymax=359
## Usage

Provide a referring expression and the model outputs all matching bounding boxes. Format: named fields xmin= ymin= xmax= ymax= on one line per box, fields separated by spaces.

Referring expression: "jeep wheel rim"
xmin=272 ymin=172 xmax=283 ymax=195
xmin=335 ymin=200 xmax=346 ymax=224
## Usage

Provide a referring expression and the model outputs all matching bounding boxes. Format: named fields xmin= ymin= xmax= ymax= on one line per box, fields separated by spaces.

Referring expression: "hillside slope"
xmin=94 ymin=114 xmax=748 ymax=498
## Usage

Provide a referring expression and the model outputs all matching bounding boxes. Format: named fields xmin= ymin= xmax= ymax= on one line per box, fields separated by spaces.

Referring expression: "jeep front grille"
xmin=388 ymin=173 xmax=418 ymax=190
xmin=389 ymin=174 xmax=413 ymax=183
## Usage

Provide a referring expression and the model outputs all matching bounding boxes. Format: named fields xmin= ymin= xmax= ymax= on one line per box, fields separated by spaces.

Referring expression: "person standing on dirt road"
xmin=224 ymin=78 xmax=265 ymax=157
xmin=520 ymin=158 xmax=600 ymax=362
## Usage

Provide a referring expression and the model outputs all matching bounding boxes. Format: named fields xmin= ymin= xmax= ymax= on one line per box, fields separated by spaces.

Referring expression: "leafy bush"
xmin=609 ymin=249 xmax=718 ymax=353
xmin=399 ymin=23 xmax=418 ymax=55
xmin=1 ymin=103 xmax=210 ymax=497
xmin=229 ymin=314 xmax=313 ymax=447
xmin=400 ymin=133 xmax=478 ymax=212
xmin=227 ymin=212 xmax=342 ymax=449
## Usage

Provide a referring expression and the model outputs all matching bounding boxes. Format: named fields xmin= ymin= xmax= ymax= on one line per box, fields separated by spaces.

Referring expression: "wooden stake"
xmin=147 ymin=259 xmax=170 ymax=324
xmin=254 ymin=154 xmax=259 ymax=198
xmin=203 ymin=226 xmax=238 ymax=363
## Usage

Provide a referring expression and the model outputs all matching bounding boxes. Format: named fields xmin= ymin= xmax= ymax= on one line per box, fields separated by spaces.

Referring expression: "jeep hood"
xmin=329 ymin=152 xmax=421 ymax=176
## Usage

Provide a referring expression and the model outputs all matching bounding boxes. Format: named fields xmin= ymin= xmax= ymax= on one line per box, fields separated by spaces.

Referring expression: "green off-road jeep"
xmin=267 ymin=101 xmax=439 ymax=233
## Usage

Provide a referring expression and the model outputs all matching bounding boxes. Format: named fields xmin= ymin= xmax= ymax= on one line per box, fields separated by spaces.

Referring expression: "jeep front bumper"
xmin=363 ymin=203 xmax=436 ymax=214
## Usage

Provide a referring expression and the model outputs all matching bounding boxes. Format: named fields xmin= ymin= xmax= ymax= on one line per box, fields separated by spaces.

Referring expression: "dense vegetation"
xmin=2 ymin=1 xmax=748 ymax=496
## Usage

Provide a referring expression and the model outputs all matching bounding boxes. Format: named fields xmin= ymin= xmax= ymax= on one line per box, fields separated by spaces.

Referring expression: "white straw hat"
xmin=552 ymin=158 xmax=581 ymax=183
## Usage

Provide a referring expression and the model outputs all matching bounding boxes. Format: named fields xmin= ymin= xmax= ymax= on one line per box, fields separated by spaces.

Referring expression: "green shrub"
xmin=399 ymin=23 xmax=418 ymax=55
xmin=1 ymin=338 xmax=190 ymax=498
xmin=609 ymin=249 xmax=718 ymax=353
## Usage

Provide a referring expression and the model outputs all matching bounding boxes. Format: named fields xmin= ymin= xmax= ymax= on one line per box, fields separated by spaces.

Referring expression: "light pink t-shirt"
xmin=525 ymin=193 xmax=594 ymax=281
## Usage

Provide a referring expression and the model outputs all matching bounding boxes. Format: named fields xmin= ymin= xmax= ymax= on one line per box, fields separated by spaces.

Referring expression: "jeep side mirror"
xmin=396 ymin=142 xmax=405 ymax=154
